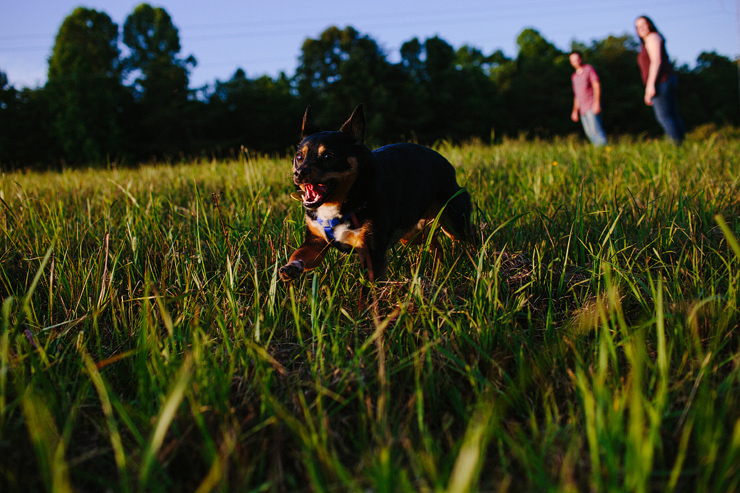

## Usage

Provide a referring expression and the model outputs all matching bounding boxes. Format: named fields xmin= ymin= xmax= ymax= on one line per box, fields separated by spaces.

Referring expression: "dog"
xmin=279 ymin=104 xmax=472 ymax=284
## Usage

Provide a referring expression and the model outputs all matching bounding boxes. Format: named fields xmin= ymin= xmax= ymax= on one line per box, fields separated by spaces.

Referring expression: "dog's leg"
xmin=358 ymin=242 xmax=389 ymax=284
xmin=355 ymin=245 xmax=388 ymax=313
xmin=279 ymin=235 xmax=329 ymax=281
xmin=400 ymin=217 xmax=447 ymax=260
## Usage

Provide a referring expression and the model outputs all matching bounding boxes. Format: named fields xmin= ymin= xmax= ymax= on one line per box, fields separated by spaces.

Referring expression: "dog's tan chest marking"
xmin=307 ymin=204 xmax=366 ymax=248
xmin=330 ymin=223 xmax=366 ymax=248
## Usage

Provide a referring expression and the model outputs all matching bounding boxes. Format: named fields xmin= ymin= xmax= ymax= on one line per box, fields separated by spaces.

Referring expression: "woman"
xmin=635 ymin=15 xmax=685 ymax=144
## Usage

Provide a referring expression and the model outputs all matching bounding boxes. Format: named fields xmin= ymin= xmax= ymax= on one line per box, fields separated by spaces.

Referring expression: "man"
xmin=569 ymin=51 xmax=607 ymax=146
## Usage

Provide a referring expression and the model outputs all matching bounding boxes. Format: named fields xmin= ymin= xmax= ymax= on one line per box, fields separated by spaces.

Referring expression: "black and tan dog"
xmin=279 ymin=104 xmax=472 ymax=283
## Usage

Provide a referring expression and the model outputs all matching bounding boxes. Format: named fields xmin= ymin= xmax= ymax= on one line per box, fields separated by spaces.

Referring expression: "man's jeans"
xmin=580 ymin=110 xmax=607 ymax=146
xmin=652 ymin=74 xmax=685 ymax=144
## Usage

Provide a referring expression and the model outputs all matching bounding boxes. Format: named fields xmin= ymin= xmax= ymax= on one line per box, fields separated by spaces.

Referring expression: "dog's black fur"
xmin=279 ymin=104 xmax=472 ymax=283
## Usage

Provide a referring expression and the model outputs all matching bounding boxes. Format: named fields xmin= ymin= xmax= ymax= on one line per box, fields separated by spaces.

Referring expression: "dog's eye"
xmin=295 ymin=153 xmax=304 ymax=164
xmin=322 ymin=152 xmax=334 ymax=161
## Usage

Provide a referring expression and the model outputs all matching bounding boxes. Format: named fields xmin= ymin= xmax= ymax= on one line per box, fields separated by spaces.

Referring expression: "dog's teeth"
xmin=303 ymin=185 xmax=316 ymax=202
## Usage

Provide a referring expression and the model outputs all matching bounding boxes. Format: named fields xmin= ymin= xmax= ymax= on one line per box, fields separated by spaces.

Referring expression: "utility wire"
xmin=0 ymin=0 xmax=734 ymax=88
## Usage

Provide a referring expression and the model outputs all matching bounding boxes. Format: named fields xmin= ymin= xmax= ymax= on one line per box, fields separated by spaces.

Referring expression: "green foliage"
xmin=45 ymin=7 xmax=127 ymax=164
xmin=200 ymin=70 xmax=302 ymax=154
xmin=123 ymin=3 xmax=184 ymax=70
xmin=123 ymin=3 xmax=196 ymax=158
xmin=47 ymin=8 xmax=121 ymax=80
xmin=294 ymin=25 xmax=412 ymax=142
xmin=499 ymin=29 xmax=573 ymax=137
xmin=396 ymin=37 xmax=499 ymax=143
xmin=1 ymin=138 xmax=739 ymax=491
xmin=1 ymin=73 xmax=56 ymax=166
xmin=678 ymin=51 xmax=740 ymax=128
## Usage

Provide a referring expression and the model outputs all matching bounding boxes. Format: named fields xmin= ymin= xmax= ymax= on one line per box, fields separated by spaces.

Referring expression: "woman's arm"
xmin=643 ymin=32 xmax=662 ymax=105
xmin=592 ymin=78 xmax=602 ymax=114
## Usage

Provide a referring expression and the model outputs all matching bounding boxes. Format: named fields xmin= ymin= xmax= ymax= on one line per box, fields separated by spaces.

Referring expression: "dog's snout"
xmin=294 ymin=166 xmax=311 ymax=180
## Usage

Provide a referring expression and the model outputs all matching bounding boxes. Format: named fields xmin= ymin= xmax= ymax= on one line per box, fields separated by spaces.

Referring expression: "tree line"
xmin=1 ymin=4 xmax=738 ymax=169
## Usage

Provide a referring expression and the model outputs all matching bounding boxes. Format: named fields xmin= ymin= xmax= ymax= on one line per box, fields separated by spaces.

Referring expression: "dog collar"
xmin=316 ymin=202 xmax=366 ymax=243
xmin=317 ymin=211 xmax=356 ymax=243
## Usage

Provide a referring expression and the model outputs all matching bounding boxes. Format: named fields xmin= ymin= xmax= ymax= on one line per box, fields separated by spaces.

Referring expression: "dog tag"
xmin=290 ymin=191 xmax=305 ymax=201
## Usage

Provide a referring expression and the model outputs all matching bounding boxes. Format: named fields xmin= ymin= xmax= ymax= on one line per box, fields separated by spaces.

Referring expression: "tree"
xmin=197 ymin=69 xmax=301 ymax=154
xmin=1 ymin=73 xmax=59 ymax=168
xmin=0 ymin=72 xmax=19 ymax=165
xmin=46 ymin=7 xmax=126 ymax=164
xmin=396 ymin=37 xmax=498 ymax=142
xmin=295 ymin=26 xmax=403 ymax=139
xmin=678 ymin=52 xmax=740 ymax=127
xmin=501 ymin=28 xmax=572 ymax=137
xmin=295 ymin=26 xmax=370 ymax=105
xmin=123 ymin=3 xmax=196 ymax=158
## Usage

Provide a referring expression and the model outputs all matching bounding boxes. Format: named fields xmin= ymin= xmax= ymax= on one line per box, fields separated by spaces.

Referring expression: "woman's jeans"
xmin=652 ymin=74 xmax=685 ymax=144
xmin=580 ymin=110 xmax=608 ymax=146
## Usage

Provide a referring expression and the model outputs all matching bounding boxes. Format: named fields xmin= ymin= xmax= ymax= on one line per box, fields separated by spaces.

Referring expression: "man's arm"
xmin=571 ymin=96 xmax=579 ymax=122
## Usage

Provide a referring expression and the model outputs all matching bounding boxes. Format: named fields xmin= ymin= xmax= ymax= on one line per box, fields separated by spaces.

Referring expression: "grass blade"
xmin=139 ymin=354 xmax=194 ymax=486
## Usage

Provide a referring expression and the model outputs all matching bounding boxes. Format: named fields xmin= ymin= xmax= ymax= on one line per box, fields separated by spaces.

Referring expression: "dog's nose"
xmin=294 ymin=166 xmax=311 ymax=179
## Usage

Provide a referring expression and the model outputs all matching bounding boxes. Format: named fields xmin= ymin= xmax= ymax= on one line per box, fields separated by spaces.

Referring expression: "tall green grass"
xmin=1 ymin=135 xmax=739 ymax=491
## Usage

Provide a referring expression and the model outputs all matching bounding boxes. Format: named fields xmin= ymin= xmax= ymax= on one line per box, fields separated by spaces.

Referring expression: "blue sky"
xmin=1 ymin=0 xmax=738 ymax=89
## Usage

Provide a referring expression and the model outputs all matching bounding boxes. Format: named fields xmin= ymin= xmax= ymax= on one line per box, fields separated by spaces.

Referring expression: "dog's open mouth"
xmin=300 ymin=183 xmax=329 ymax=207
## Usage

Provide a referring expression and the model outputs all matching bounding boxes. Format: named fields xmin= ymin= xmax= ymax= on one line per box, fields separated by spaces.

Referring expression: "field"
xmin=1 ymin=135 xmax=740 ymax=492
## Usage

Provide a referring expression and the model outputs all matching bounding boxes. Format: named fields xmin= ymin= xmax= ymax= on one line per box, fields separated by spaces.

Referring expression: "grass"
xmin=1 ymin=134 xmax=739 ymax=492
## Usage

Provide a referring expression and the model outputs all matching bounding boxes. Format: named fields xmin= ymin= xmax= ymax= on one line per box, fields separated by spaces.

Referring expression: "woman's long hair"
xmin=636 ymin=15 xmax=660 ymax=43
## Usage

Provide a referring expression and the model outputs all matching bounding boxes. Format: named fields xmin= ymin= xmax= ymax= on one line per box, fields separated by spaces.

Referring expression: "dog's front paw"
xmin=279 ymin=260 xmax=304 ymax=281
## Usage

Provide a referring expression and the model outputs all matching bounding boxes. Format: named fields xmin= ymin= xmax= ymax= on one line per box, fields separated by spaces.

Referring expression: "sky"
xmin=1 ymin=0 xmax=738 ymax=90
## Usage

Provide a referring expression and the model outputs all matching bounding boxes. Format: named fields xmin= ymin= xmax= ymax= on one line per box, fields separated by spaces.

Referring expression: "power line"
xmin=0 ymin=0 xmax=712 ymax=48
xmin=1 ymin=0 xmax=734 ymax=87
xmin=0 ymin=6 xmax=726 ymax=56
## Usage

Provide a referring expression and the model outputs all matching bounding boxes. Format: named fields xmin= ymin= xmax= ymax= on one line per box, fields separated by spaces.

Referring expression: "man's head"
xmin=569 ymin=51 xmax=583 ymax=70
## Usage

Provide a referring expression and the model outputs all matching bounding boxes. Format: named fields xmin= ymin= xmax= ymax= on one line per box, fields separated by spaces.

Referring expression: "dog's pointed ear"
xmin=301 ymin=106 xmax=322 ymax=138
xmin=339 ymin=104 xmax=365 ymax=145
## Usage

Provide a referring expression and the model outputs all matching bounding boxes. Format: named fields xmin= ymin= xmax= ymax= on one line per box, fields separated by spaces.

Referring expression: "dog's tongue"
xmin=304 ymin=184 xmax=326 ymax=203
